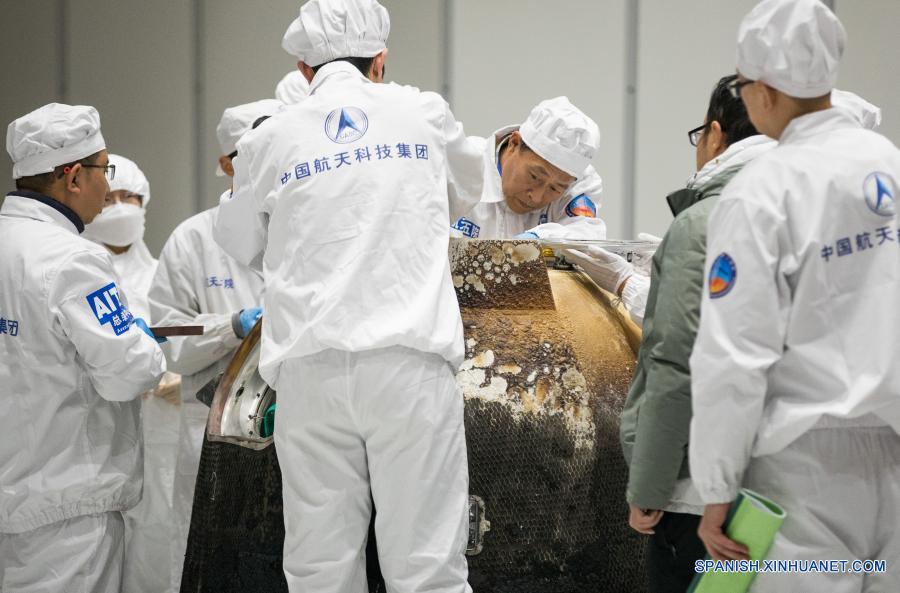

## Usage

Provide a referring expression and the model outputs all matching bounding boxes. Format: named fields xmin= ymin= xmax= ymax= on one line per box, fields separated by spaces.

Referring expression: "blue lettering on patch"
xmin=86 ymin=282 xmax=133 ymax=336
xmin=564 ymin=194 xmax=597 ymax=218
xmin=454 ymin=218 xmax=481 ymax=238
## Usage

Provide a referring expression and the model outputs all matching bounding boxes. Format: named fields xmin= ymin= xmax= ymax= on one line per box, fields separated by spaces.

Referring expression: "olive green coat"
xmin=620 ymin=164 xmax=745 ymax=510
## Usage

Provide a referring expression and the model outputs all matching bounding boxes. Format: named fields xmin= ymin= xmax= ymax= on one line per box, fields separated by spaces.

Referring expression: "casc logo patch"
xmin=708 ymin=253 xmax=737 ymax=299
xmin=863 ymin=171 xmax=896 ymax=217
xmin=565 ymin=194 xmax=597 ymax=218
xmin=324 ymin=107 xmax=368 ymax=144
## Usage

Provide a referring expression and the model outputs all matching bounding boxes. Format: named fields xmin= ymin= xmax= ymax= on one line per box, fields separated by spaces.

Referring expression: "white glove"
xmin=564 ymin=246 xmax=634 ymax=295
xmin=523 ymin=219 xmax=608 ymax=241
xmin=633 ymin=232 xmax=662 ymax=274
xmin=148 ymin=372 xmax=182 ymax=406
xmin=637 ymin=232 xmax=662 ymax=245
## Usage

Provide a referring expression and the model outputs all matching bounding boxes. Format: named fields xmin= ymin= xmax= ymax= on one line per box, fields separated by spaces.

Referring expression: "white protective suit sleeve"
xmin=52 ymin=250 xmax=166 ymax=402
xmin=620 ymin=273 xmax=650 ymax=327
xmin=150 ymin=234 xmax=243 ymax=378
xmin=688 ymin=197 xmax=789 ymax=504
xmin=439 ymin=98 xmax=484 ymax=224
xmin=214 ymin=156 xmax=268 ymax=271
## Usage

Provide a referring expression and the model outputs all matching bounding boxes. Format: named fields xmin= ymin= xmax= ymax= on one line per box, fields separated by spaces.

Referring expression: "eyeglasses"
xmin=727 ymin=78 xmax=754 ymax=99
xmin=688 ymin=123 xmax=708 ymax=147
xmin=105 ymin=190 xmax=143 ymax=207
xmin=81 ymin=163 xmax=117 ymax=181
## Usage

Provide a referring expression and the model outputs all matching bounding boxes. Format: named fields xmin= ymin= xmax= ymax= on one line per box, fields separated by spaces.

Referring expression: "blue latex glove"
xmin=237 ymin=307 xmax=263 ymax=338
xmin=134 ymin=317 xmax=167 ymax=344
xmin=514 ymin=231 xmax=540 ymax=240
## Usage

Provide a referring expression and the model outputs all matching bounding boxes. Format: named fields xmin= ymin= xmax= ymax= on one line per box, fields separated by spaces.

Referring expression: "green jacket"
xmin=619 ymin=163 xmax=746 ymax=510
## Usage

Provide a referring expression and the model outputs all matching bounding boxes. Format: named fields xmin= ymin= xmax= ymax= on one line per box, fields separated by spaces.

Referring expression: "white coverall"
xmin=103 ymin=240 xmax=181 ymax=593
xmin=689 ymin=108 xmax=900 ymax=593
xmin=215 ymin=61 xmax=482 ymax=593
xmin=148 ymin=205 xmax=264 ymax=591
xmin=0 ymin=193 xmax=166 ymax=593
xmin=452 ymin=125 xmax=606 ymax=240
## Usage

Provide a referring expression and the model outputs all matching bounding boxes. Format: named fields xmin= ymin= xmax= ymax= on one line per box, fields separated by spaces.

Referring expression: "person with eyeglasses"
xmin=616 ymin=74 xmax=772 ymax=593
xmin=688 ymin=1 xmax=900 ymax=592
xmin=0 ymin=103 xmax=166 ymax=593
xmin=83 ymin=154 xmax=157 ymax=320
xmin=148 ymin=98 xmax=279 ymax=593
xmin=79 ymin=153 xmax=183 ymax=593
xmin=563 ymin=79 xmax=771 ymax=331
xmin=566 ymin=83 xmax=882 ymax=330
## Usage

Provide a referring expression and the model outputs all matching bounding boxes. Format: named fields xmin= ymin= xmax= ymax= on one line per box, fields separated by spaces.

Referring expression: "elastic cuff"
xmin=231 ymin=310 xmax=245 ymax=339
xmin=697 ymin=483 xmax=740 ymax=505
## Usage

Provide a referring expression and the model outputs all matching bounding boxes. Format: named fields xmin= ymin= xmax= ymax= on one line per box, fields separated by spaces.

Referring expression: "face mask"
xmin=82 ymin=203 xmax=146 ymax=247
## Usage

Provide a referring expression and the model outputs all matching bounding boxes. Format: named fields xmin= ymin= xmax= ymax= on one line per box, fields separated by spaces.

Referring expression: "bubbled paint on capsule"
xmin=449 ymin=239 xmax=645 ymax=593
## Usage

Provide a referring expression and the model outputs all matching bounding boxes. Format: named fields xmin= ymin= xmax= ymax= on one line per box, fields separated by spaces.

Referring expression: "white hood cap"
xmin=275 ymin=70 xmax=311 ymax=104
xmin=831 ymin=89 xmax=882 ymax=130
xmin=281 ymin=0 xmax=390 ymax=68
xmin=108 ymin=153 xmax=151 ymax=207
xmin=736 ymin=0 xmax=846 ymax=99
xmin=518 ymin=97 xmax=600 ymax=179
xmin=7 ymin=103 xmax=106 ymax=179
xmin=215 ymin=99 xmax=283 ymax=176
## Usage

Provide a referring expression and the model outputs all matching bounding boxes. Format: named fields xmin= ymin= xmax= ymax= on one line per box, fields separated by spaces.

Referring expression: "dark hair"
xmin=228 ymin=116 xmax=273 ymax=160
xmin=14 ymin=151 xmax=102 ymax=193
xmin=705 ymin=75 xmax=758 ymax=147
xmin=311 ymin=56 xmax=376 ymax=76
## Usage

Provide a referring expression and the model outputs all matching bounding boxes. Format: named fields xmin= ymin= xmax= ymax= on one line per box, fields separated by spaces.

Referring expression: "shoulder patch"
xmin=708 ymin=253 xmax=737 ymax=299
xmin=86 ymin=282 xmax=134 ymax=335
xmin=454 ymin=217 xmax=481 ymax=238
xmin=565 ymin=194 xmax=596 ymax=218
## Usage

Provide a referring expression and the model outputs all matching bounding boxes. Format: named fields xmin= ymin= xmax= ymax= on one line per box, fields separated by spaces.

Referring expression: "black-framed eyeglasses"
xmin=688 ymin=123 xmax=708 ymax=147
xmin=81 ymin=163 xmax=116 ymax=181
xmin=727 ymin=78 xmax=754 ymax=99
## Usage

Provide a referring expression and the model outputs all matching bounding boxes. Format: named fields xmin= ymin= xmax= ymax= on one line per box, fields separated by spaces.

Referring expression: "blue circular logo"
xmin=709 ymin=253 xmax=737 ymax=299
xmin=324 ymin=107 xmax=368 ymax=144
xmin=863 ymin=171 xmax=896 ymax=217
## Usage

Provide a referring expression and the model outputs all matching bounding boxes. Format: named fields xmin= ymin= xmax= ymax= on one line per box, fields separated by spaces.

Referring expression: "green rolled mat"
xmin=687 ymin=488 xmax=787 ymax=593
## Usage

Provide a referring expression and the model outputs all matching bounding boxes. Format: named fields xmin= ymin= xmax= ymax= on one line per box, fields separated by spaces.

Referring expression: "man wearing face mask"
xmin=82 ymin=153 xmax=181 ymax=593
xmin=452 ymin=96 xmax=607 ymax=241
xmin=0 ymin=103 xmax=166 ymax=593
xmin=83 ymin=154 xmax=156 ymax=318
xmin=149 ymin=99 xmax=279 ymax=592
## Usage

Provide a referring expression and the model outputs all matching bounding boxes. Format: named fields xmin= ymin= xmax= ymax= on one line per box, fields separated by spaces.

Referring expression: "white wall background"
xmin=2 ymin=0 xmax=898 ymax=253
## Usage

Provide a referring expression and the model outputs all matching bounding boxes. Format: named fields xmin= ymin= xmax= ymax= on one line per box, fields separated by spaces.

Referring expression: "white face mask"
xmin=83 ymin=203 xmax=146 ymax=247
